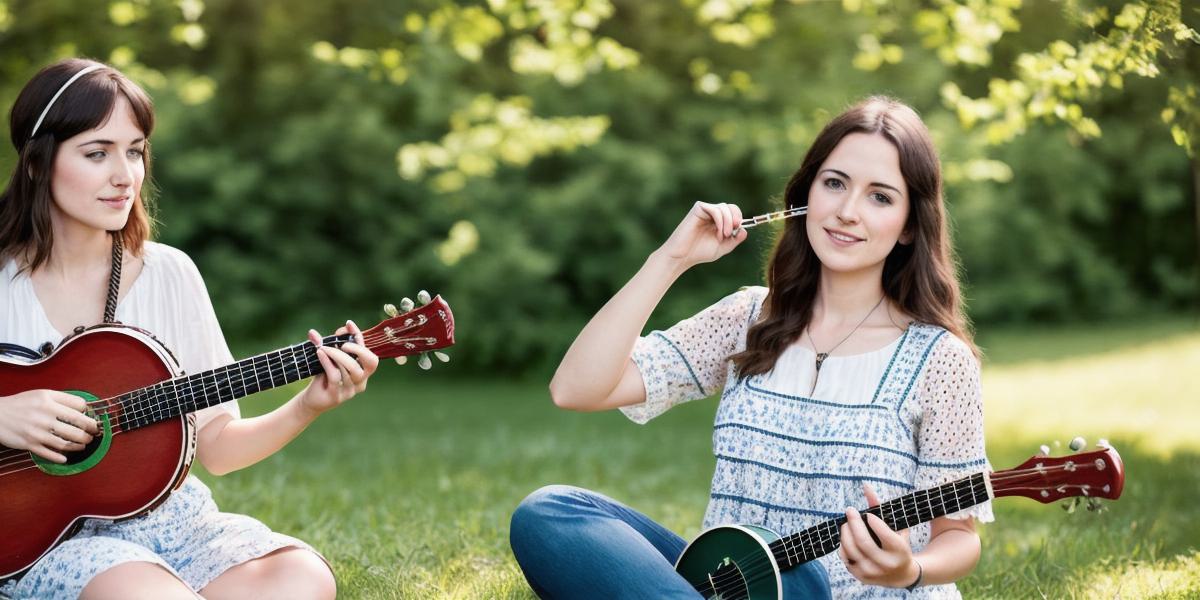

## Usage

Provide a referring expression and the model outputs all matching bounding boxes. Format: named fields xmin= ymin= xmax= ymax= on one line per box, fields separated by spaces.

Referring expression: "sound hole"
xmin=32 ymin=409 xmax=113 ymax=476
xmin=61 ymin=431 xmax=105 ymax=465
xmin=711 ymin=561 xmax=750 ymax=599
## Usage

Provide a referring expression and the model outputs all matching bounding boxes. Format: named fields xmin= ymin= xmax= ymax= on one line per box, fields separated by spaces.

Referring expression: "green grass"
xmin=200 ymin=315 xmax=1200 ymax=598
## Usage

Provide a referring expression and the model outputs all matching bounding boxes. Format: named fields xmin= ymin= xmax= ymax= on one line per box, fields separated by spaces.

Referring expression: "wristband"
xmin=904 ymin=559 xmax=924 ymax=592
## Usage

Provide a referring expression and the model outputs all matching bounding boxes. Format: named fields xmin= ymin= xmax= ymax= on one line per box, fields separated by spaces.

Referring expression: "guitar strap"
xmin=103 ymin=233 xmax=122 ymax=324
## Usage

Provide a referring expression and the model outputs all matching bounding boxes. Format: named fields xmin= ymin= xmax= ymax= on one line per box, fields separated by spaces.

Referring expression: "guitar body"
xmin=0 ymin=326 xmax=194 ymax=579
xmin=675 ymin=524 xmax=783 ymax=600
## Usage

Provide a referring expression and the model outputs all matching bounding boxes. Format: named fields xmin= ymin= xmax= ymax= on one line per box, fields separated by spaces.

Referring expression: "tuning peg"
xmin=1097 ymin=438 xmax=1110 ymax=448
xmin=1086 ymin=498 xmax=1105 ymax=513
xmin=1069 ymin=437 xmax=1087 ymax=451
xmin=418 ymin=290 xmax=432 ymax=305
xmin=1061 ymin=497 xmax=1080 ymax=513
xmin=1039 ymin=444 xmax=1051 ymax=456
xmin=434 ymin=351 xmax=450 ymax=363
xmin=395 ymin=356 xmax=408 ymax=365
xmin=400 ymin=297 xmax=415 ymax=312
xmin=418 ymin=352 xmax=432 ymax=370
xmin=384 ymin=303 xmax=399 ymax=317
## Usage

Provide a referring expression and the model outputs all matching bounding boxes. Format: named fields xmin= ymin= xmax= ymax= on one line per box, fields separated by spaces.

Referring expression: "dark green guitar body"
xmin=675 ymin=524 xmax=783 ymax=600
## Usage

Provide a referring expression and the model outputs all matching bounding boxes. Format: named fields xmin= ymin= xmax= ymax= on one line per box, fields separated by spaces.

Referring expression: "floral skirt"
xmin=1 ymin=476 xmax=322 ymax=600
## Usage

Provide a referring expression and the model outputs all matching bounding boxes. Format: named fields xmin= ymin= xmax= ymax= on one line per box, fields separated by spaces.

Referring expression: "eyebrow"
xmin=77 ymin=138 xmax=146 ymax=148
xmin=820 ymin=168 xmax=904 ymax=195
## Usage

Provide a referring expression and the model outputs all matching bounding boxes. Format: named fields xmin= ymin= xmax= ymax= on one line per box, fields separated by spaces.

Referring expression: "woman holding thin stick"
xmin=511 ymin=96 xmax=991 ymax=599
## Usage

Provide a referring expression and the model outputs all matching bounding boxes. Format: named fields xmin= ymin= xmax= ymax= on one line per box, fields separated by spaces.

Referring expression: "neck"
xmin=41 ymin=208 xmax=112 ymax=280
xmin=769 ymin=472 xmax=991 ymax=571
xmin=812 ymin=265 xmax=886 ymax=325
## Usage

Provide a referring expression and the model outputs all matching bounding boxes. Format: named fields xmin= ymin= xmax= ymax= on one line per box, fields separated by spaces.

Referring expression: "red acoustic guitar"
xmin=0 ymin=294 xmax=454 ymax=579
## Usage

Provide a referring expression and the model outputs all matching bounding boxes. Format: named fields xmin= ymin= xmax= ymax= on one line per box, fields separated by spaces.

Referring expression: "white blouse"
xmin=1 ymin=241 xmax=240 ymax=431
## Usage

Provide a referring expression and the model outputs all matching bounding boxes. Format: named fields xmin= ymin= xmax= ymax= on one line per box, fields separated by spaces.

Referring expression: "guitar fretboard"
xmin=115 ymin=334 xmax=355 ymax=430
xmin=768 ymin=472 xmax=990 ymax=570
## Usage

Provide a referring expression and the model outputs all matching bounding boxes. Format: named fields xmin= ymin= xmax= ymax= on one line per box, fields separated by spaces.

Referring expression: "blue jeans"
xmin=510 ymin=485 xmax=831 ymax=599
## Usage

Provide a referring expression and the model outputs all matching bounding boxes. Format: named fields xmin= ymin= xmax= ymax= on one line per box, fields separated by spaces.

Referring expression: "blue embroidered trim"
xmin=871 ymin=328 xmax=910 ymax=404
xmin=743 ymin=379 xmax=888 ymax=410
xmin=716 ymin=454 xmax=914 ymax=490
xmin=714 ymin=422 xmax=918 ymax=463
xmin=710 ymin=493 xmax=844 ymax=519
xmin=918 ymin=457 xmax=988 ymax=469
xmin=895 ymin=329 xmax=947 ymax=437
xmin=652 ymin=331 xmax=707 ymax=396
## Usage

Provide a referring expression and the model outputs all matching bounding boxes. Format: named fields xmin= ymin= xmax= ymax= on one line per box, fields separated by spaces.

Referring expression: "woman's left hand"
xmin=301 ymin=320 xmax=380 ymax=415
xmin=839 ymin=483 xmax=922 ymax=588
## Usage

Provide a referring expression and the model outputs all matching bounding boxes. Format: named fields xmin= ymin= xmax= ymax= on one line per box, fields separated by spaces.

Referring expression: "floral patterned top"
xmin=622 ymin=286 xmax=992 ymax=599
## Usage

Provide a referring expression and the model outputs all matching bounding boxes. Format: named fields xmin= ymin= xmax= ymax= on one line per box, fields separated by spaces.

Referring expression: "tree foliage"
xmin=0 ymin=0 xmax=1195 ymax=372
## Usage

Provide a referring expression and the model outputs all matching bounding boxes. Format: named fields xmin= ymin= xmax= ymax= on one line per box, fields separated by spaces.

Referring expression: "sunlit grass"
xmin=199 ymin=316 xmax=1200 ymax=598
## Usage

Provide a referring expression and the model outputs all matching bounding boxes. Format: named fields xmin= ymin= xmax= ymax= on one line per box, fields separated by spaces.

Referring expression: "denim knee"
xmin=510 ymin=485 xmax=583 ymax=552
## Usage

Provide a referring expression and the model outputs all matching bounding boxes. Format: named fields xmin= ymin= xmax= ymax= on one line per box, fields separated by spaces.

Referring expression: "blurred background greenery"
xmin=0 ymin=0 xmax=1196 ymax=372
xmin=4 ymin=1 xmax=1200 ymax=598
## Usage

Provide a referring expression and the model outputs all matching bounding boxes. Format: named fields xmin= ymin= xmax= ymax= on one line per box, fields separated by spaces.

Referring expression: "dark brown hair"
xmin=0 ymin=58 xmax=156 ymax=272
xmin=732 ymin=96 xmax=977 ymax=378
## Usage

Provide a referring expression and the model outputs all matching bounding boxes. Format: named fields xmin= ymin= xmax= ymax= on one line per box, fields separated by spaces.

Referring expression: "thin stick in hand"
xmin=739 ymin=206 xmax=808 ymax=229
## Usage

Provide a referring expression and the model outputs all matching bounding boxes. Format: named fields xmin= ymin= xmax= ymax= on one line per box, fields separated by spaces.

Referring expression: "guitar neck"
xmin=114 ymin=334 xmax=354 ymax=431
xmin=769 ymin=472 xmax=992 ymax=570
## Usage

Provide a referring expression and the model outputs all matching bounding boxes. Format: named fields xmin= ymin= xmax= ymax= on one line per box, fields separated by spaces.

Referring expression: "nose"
xmin=110 ymin=156 xmax=135 ymax=189
xmin=835 ymin=194 xmax=861 ymax=225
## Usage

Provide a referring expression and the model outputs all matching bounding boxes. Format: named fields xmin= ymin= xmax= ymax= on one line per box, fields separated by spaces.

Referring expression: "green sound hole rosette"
xmin=32 ymin=391 xmax=112 ymax=476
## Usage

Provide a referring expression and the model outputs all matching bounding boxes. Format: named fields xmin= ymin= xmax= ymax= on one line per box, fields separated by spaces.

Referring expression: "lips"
xmin=825 ymin=228 xmax=864 ymax=244
xmin=99 ymin=195 xmax=130 ymax=208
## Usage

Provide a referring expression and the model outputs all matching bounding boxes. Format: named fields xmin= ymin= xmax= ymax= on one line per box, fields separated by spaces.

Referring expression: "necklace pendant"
xmin=815 ymin=352 xmax=829 ymax=372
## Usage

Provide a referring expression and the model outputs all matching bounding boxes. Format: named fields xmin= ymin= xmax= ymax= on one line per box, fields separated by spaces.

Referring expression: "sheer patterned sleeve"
xmin=913 ymin=333 xmax=993 ymax=523
xmin=620 ymin=286 xmax=766 ymax=424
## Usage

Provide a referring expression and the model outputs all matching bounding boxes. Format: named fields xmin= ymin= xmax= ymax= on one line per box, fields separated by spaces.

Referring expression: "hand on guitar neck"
xmin=839 ymin=483 xmax=943 ymax=590
xmin=296 ymin=319 xmax=380 ymax=417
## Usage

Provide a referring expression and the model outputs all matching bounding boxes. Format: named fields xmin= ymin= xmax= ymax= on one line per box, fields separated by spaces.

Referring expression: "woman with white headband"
xmin=0 ymin=58 xmax=378 ymax=599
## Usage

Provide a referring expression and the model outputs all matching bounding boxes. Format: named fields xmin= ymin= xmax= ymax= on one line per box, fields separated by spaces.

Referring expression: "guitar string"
xmin=690 ymin=462 xmax=1111 ymax=594
xmin=696 ymin=484 xmax=980 ymax=593
xmin=0 ymin=325 xmax=422 ymax=447
xmin=700 ymin=461 xmax=1112 ymax=594
xmin=0 ymin=326 xmax=443 ymax=467
xmin=694 ymin=479 xmax=994 ymax=596
xmin=0 ymin=339 xmax=342 ymax=465
xmin=690 ymin=477 xmax=989 ymax=594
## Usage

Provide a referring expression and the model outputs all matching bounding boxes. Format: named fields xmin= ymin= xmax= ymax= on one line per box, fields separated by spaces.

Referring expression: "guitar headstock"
xmin=361 ymin=291 xmax=455 ymax=370
xmin=991 ymin=439 xmax=1124 ymax=511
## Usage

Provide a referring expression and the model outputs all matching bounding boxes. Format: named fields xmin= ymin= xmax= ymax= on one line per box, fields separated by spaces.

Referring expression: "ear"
xmin=898 ymin=228 xmax=914 ymax=245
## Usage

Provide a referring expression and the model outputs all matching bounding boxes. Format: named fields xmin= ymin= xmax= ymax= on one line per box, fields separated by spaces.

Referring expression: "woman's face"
xmin=805 ymin=132 xmax=911 ymax=275
xmin=49 ymin=95 xmax=146 ymax=235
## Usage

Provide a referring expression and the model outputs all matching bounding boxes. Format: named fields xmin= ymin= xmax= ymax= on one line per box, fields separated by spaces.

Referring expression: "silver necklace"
xmin=806 ymin=295 xmax=886 ymax=385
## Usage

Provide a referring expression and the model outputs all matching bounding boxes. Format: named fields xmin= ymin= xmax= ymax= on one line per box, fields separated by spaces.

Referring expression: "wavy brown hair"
xmin=0 ymin=58 xmax=156 ymax=272
xmin=732 ymin=96 xmax=977 ymax=378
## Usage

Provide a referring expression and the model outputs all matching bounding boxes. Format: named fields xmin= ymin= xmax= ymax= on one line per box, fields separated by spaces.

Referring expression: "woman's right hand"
xmin=0 ymin=390 xmax=99 ymax=463
xmin=656 ymin=202 xmax=749 ymax=268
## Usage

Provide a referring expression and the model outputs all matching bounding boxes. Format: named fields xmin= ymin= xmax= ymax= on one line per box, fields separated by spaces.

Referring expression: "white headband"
xmin=29 ymin=64 xmax=104 ymax=139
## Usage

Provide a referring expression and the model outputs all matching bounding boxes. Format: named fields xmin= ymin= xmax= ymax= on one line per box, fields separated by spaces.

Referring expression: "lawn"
xmin=200 ymin=314 xmax=1200 ymax=599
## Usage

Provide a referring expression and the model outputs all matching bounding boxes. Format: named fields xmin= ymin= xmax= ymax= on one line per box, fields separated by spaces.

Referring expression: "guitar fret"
xmin=114 ymin=336 xmax=357 ymax=433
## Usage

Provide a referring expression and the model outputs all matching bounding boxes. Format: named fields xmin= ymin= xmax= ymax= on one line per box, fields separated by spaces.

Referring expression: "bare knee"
xmin=81 ymin=561 xmax=195 ymax=600
xmin=201 ymin=548 xmax=334 ymax=600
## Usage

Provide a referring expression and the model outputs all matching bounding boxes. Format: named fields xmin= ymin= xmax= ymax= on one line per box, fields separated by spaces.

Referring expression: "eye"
xmin=823 ymin=177 xmax=845 ymax=191
xmin=86 ymin=150 xmax=106 ymax=161
xmin=127 ymin=148 xmax=145 ymax=159
xmin=870 ymin=191 xmax=893 ymax=205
